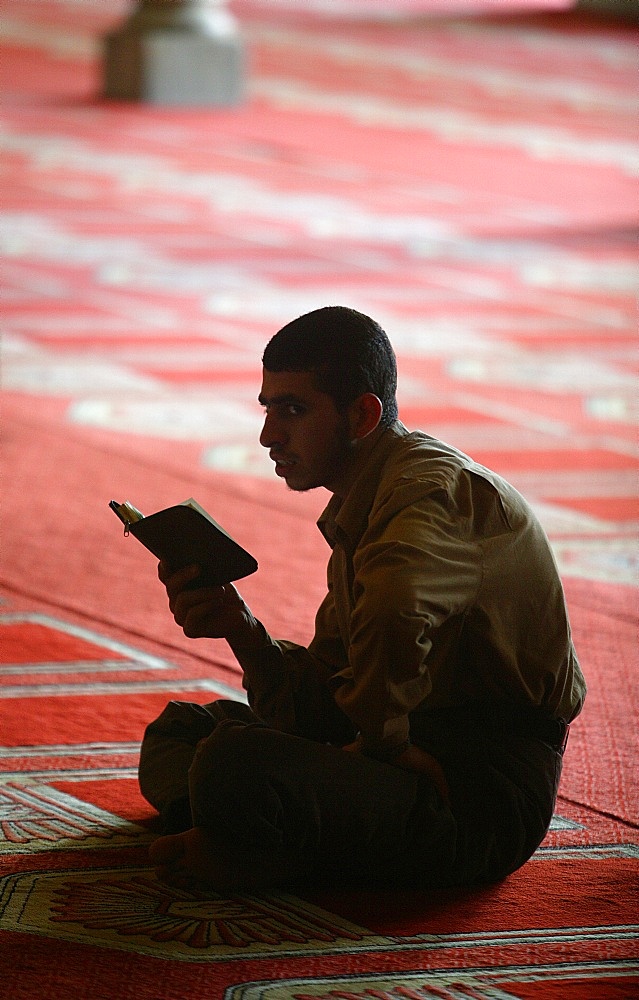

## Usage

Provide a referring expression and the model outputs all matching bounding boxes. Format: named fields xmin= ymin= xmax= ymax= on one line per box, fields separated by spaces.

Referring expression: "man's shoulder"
xmin=383 ymin=424 xmax=475 ymax=483
xmin=378 ymin=425 xmax=534 ymax=524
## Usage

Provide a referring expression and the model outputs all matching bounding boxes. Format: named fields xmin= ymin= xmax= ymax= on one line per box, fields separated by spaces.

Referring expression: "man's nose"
xmin=259 ymin=412 xmax=285 ymax=449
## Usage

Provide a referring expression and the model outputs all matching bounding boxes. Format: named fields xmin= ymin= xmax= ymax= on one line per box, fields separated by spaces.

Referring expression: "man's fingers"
xmin=160 ymin=562 xmax=200 ymax=593
xmin=157 ymin=564 xmax=251 ymax=642
xmin=172 ymin=587 xmax=224 ymax=625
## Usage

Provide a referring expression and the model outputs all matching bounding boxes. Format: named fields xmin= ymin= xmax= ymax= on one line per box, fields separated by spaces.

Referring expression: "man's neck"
xmin=331 ymin=425 xmax=388 ymax=501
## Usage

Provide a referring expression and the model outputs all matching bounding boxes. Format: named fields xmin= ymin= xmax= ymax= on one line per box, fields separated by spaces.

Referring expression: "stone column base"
xmin=103 ymin=1 xmax=244 ymax=106
xmin=575 ymin=0 xmax=638 ymax=21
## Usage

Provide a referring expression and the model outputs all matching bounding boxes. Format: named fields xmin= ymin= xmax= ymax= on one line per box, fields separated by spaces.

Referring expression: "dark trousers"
xmin=138 ymin=699 xmax=562 ymax=889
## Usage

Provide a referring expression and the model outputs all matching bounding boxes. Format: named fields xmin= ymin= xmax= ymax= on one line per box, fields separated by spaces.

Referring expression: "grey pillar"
xmin=575 ymin=0 xmax=639 ymax=22
xmin=103 ymin=0 xmax=244 ymax=106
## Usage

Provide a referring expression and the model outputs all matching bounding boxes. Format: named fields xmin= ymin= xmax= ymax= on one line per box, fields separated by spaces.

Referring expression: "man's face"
xmin=258 ymin=369 xmax=356 ymax=495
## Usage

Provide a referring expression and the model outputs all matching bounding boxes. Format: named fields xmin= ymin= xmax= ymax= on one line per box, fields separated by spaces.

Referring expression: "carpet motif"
xmin=0 ymin=742 xmax=141 ymax=784
xmin=0 ymin=868 xmax=385 ymax=960
xmin=227 ymin=966 xmax=639 ymax=1000
xmin=2 ymin=857 xmax=637 ymax=963
xmin=0 ymin=610 xmax=244 ymax=705
xmin=0 ymin=611 xmax=172 ymax=675
xmin=0 ymin=781 xmax=147 ymax=854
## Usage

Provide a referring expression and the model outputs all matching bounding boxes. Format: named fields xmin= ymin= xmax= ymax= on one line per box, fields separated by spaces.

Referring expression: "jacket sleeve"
xmin=331 ymin=490 xmax=483 ymax=757
xmin=232 ymin=590 xmax=356 ymax=745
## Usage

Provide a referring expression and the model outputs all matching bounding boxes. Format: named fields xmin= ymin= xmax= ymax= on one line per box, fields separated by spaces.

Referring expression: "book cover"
xmin=109 ymin=498 xmax=258 ymax=587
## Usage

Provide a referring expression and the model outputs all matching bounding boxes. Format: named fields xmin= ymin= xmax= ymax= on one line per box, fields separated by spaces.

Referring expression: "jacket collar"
xmin=317 ymin=421 xmax=409 ymax=550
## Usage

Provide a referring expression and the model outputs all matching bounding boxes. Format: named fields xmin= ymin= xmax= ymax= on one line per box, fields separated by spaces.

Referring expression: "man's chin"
xmin=280 ymin=471 xmax=318 ymax=493
xmin=285 ymin=479 xmax=314 ymax=493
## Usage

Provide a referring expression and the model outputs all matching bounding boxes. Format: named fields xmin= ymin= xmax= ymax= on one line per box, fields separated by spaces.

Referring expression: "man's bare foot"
xmin=149 ymin=826 xmax=309 ymax=894
xmin=149 ymin=827 xmax=235 ymax=893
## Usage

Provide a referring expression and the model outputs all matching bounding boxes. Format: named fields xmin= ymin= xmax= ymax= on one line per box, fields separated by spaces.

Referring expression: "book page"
xmin=180 ymin=498 xmax=233 ymax=540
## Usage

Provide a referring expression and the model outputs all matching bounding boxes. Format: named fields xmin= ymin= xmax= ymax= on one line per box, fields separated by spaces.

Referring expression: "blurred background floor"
xmin=1 ymin=2 xmax=637 ymax=997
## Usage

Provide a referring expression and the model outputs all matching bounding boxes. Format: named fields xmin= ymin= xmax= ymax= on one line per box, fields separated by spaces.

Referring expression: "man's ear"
xmin=350 ymin=393 xmax=383 ymax=440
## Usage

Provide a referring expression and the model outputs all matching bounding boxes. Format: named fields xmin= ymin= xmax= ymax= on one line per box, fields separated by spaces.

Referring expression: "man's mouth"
xmin=272 ymin=455 xmax=295 ymax=476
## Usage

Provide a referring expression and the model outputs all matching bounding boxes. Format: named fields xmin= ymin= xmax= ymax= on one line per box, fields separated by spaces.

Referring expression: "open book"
xmin=109 ymin=497 xmax=258 ymax=587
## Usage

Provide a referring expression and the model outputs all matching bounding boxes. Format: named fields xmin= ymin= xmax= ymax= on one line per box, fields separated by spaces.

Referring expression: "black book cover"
xmin=110 ymin=499 xmax=258 ymax=588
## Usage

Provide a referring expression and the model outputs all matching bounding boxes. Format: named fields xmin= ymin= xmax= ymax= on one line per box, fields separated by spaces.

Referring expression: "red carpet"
xmin=1 ymin=2 xmax=637 ymax=997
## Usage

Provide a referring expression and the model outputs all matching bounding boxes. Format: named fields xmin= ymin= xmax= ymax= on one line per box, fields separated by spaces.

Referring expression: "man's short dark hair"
xmin=262 ymin=305 xmax=399 ymax=428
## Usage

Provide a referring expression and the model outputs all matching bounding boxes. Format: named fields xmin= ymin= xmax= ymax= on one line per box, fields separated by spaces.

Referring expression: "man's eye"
xmin=259 ymin=402 xmax=305 ymax=417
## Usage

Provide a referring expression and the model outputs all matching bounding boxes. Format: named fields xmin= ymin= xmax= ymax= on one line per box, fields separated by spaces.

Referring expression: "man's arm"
xmin=158 ymin=562 xmax=353 ymax=743
xmin=159 ymin=562 xmax=266 ymax=652
xmin=332 ymin=496 xmax=482 ymax=758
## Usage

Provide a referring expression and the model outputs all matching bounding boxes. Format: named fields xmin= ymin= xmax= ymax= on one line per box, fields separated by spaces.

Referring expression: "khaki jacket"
xmin=237 ymin=422 xmax=586 ymax=757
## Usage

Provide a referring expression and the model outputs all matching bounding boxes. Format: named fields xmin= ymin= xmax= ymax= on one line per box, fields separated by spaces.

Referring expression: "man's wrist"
xmin=227 ymin=614 xmax=270 ymax=655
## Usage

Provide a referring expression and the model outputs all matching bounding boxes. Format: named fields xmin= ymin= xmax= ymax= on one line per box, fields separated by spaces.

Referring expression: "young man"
xmin=140 ymin=305 xmax=585 ymax=893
